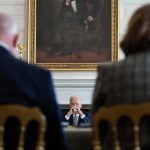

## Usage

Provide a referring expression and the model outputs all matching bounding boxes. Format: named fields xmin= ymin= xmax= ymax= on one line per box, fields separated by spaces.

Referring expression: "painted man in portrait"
xmin=48 ymin=0 xmax=100 ymax=59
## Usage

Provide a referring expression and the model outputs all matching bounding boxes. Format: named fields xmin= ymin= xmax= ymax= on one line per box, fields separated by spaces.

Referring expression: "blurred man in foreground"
xmin=0 ymin=12 xmax=68 ymax=150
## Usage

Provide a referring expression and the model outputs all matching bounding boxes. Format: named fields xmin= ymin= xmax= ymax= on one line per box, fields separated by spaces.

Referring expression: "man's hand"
xmin=72 ymin=107 xmax=78 ymax=113
xmin=66 ymin=0 xmax=71 ymax=5
xmin=75 ymin=107 xmax=84 ymax=116
xmin=66 ymin=108 xmax=73 ymax=117
xmin=87 ymin=16 xmax=94 ymax=22
xmin=66 ymin=107 xmax=79 ymax=117
xmin=70 ymin=107 xmax=79 ymax=115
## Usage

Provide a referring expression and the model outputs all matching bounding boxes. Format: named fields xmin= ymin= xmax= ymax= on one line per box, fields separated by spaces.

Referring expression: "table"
xmin=64 ymin=127 xmax=93 ymax=150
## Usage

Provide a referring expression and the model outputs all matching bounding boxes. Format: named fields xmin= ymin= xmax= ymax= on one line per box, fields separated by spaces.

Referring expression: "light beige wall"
xmin=0 ymin=0 xmax=27 ymax=59
xmin=0 ymin=0 xmax=150 ymax=105
xmin=119 ymin=0 xmax=150 ymax=60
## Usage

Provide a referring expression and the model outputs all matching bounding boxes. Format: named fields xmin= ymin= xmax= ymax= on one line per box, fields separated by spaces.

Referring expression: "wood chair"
xmin=92 ymin=103 xmax=150 ymax=150
xmin=0 ymin=104 xmax=46 ymax=150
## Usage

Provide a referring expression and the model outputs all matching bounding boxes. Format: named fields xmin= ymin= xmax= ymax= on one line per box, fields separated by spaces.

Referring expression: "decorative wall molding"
xmin=53 ymin=79 xmax=95 ymax=88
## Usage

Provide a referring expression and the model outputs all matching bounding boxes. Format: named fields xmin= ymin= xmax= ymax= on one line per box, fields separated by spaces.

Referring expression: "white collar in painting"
xmin=71 ymin=0 xmax=77 ymax=12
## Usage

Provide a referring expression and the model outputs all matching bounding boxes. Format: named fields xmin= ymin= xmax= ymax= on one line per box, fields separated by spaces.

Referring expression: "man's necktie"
xmin=73 ymin=114 xmax=78 ymax=126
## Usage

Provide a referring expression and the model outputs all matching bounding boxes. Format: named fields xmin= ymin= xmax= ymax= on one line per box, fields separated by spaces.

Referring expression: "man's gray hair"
xmin=70 ymin=96 xmax=81 ymax=103
xmin=0 ymin=12 xmax=18 ymax=35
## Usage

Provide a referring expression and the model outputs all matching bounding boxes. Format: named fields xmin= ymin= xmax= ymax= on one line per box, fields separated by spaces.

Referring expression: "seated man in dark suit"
xmin=62 ymin=96 xmax=90 ymax=127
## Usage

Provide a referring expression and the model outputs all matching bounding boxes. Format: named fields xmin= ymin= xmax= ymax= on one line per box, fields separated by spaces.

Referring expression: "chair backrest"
xmin=92 ymin=103 xmax=150 ymax=150
xmin=0 ymin=104 xmax=46 ymax=150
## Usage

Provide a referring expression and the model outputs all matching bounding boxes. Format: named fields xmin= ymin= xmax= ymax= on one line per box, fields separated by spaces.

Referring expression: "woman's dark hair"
xmin=120 ymin=4 xmax=150 ymax=56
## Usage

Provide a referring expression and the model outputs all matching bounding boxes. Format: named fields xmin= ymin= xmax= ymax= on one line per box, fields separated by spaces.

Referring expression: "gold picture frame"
xmin=27 ymin=0 xmax=118 ymax=71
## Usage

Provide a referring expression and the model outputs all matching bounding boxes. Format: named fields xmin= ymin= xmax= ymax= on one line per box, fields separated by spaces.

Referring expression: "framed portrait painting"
xmin=28 ymin=0 xmax=118 ymax=70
